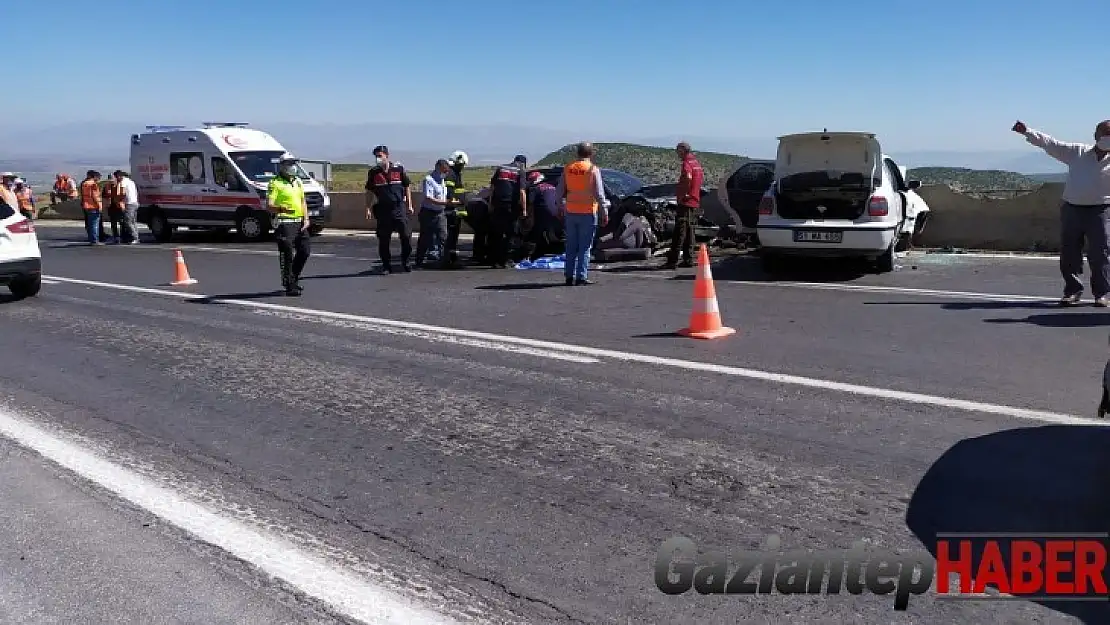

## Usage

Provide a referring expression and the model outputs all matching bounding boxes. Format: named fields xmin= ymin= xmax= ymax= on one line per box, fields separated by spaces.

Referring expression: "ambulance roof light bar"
xmin=144 ymin=125 xmax=187 ymax=133
xmin=202 ymin=122 xmax=250 ymax=128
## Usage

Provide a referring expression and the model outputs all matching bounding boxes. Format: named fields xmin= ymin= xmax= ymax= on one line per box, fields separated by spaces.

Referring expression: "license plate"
xmin=793 ymin=230 xmax=842 ymax=243
xmin=309 ymin=210 xmax=319 ymax=217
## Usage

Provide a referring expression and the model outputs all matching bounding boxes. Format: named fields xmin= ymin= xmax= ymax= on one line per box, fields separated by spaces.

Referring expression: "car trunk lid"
xmin=774 ymin=132 xmax=881 ymax=220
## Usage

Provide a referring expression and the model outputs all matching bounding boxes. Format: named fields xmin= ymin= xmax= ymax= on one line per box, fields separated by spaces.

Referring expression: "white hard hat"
xmin=13 ymin=178 xmax=24 ymax=185
xmin=278 ymin=152 xmax=298 ymax=163
xmin=448 ymin=150 xmax=469 ymax=166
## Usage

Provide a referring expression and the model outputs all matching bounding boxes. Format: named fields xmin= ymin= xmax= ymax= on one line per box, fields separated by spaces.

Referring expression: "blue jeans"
xmin=84 ymin=210 xmax=101 ymax=243
xmin=563 ymin=212 xmax=597 ymax=281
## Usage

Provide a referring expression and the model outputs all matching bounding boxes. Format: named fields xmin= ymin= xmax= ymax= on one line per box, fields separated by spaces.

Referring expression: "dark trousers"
xmin=443 ymin=211 xmax=463 ymax=262
xmin=488 ymin=202 xmax=516 ymax=266
xmin=275 ymin=221 xmax=311 ymax=288
xmin=376 ymin=212 xmax=412 ymax=268
xmin=83 ymin=210 xmax=101 ymax=243
xmin=1060 ymin=202 xmax=1110 ymax=298
xmin=528 ymin=213 xmax=562 ymax=261
xmin=667 ymin=206 xmax=697 ymax=264
xmin=415 ymin=209 xmax=448 ymax=265
xmin=107 ymin=207 xmax=124 ymax=240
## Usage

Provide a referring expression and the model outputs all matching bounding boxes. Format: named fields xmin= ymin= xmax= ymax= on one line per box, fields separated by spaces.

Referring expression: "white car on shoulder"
xmin=0 ymin=200 xmax=42 ymax=298
xmin=756 ymin=131 xmax=930 ymax=273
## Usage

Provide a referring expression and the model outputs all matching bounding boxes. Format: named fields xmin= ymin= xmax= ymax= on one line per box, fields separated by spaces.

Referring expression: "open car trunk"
xmin=773 ymin=132 xmax=881 ymax=220
xmin=775 ymin=171 xmax=875 ymax=220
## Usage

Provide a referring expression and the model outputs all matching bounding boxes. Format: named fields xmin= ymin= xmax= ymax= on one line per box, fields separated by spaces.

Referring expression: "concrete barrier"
xmin=37 ymin=183 xmax=1071 ymax=252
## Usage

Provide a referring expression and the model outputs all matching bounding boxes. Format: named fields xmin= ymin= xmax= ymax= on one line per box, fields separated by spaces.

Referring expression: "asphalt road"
xmin=3 ymin=223 xmax=1110 ymax=624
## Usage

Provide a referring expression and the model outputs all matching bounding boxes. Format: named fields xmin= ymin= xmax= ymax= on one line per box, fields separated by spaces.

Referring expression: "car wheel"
xmin=236 ymin=210 xmax=270 ymax=242
xmin=875 ymin=241 xmax=896 ymax=273
xmin=9 ymin=275 xmax=41 ymax=299
xmin=149 ymin=210 xmax=174 ymax=243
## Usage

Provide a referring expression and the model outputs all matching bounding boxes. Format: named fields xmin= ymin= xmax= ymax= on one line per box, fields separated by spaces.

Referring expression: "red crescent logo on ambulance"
xmin=222 ymin=134 xmax=247 ymax=148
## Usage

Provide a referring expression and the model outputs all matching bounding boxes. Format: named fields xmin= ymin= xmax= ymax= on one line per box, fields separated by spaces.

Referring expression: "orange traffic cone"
xmin=678 ymin=244 xmax=736 ymax=340
xmin=170 ymin=249 xmax=197 ymax=286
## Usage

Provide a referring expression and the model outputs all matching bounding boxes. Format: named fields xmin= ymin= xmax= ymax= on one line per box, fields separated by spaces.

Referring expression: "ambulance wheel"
xmin=236 ymin=209 xmax=270 ymax=242
xmin=148 ymin=210 xmax=174 ymax=243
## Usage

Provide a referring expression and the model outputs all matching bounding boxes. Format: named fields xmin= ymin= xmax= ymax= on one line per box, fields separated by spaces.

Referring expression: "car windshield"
xmin=229 ymin=151 xmax=313 ymax=183
xmin=600 ymin=169 xmax=643 ymax=196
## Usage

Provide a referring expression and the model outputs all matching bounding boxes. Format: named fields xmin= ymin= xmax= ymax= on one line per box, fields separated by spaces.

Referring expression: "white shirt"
xmin=1025 ymin=129 xmax=1110 ymax=206
xmin=421 ymin=172 xmax=447 ymax=211
xmin=119 ymin=177 xmax=139 ymax=207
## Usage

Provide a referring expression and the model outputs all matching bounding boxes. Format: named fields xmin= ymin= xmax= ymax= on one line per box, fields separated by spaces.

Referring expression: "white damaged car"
xmin=755 ymin=131 xmax=930 ymax=273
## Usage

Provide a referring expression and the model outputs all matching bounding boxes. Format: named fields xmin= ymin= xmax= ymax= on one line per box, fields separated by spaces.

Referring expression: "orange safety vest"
xmin=562 ymin=160 xmax=599 ymax=215
xmin=16 ymin=188 xmax=33 ymax=210
xmin=80 ymin=179 xmax=102 ymax=210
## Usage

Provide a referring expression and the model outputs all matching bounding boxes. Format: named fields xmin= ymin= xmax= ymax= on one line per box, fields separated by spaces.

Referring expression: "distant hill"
xmin=1027 ymin=172 xmax=1066 ymax=183
xmin=536 ymin=143 xmax=1047 ymax=193
xmin=536 ymin=143 xmax=749 ymax=186
xmin=906 ymin=167 xmax=1041 ymax=192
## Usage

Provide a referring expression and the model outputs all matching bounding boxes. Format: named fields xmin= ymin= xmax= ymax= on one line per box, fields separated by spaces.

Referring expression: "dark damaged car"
xmin=463 ymin=166 xmax=719 ymax=250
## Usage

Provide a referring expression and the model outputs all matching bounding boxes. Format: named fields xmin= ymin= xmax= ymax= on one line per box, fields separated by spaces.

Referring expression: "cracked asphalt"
xmin=2 ymin=223 xmax=1110 ymax=624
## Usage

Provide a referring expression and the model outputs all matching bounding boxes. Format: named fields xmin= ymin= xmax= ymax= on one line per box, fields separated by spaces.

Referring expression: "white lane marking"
xmin=604 ymin=270 xmax=1059 ymax=303
xmin=40 ymin=277 xmax=61 ymax=284
xmin=252 ymin=308 xmax=599 ymax=364
xmin=44 ymin=275 xmax=1104 ymax=426
xmin=0 ymin=407 xmax=456 ymax=625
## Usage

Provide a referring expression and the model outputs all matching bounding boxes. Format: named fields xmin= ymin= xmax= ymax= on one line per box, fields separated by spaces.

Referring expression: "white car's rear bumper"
xmin=757 ymin=221 xmax=899 ymax=257
xmin=0 ymin=256 xmax=42 ymax=284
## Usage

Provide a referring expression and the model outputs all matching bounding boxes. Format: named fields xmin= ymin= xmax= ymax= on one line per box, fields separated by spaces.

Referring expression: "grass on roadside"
xmin=330 ymin=164 xmax=499 ymax=192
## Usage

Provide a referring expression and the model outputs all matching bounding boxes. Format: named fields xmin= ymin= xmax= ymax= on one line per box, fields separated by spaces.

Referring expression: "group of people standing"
xmin=77 ymin=170 xmax=141 ymax=245
xmin=360 ymin=140 xmax=705 ymax=286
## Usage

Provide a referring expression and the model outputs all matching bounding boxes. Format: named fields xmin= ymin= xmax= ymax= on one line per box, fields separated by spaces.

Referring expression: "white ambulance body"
xmin=129 ymin=123 xmax=331 ymax=242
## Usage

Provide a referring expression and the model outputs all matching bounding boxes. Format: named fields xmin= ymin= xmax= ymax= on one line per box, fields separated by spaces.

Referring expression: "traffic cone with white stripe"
xmin=678 ymin=244 xmax=736 ymax=339
xmin=170 ymin=249 xmax=198 ymax=286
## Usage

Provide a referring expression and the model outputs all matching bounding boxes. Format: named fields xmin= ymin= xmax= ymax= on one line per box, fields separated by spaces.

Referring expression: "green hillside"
xmin=907 ymin=167 xmax=1041 ymax=192
xmin=536 ymin=143 xmax=749 ymax=186
xmin=535 ymin=143 xmax=1044 ymax=192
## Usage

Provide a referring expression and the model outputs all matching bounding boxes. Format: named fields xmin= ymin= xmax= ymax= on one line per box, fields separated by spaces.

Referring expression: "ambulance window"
xmin=212 ymin=157 xmax=247 ymax=192
xmin=170 ymin=152 xmax=206 ymax=184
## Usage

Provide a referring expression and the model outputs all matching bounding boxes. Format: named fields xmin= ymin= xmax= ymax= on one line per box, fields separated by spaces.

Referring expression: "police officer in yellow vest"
xmin=267 ymin=153 xmax=311 ymax=296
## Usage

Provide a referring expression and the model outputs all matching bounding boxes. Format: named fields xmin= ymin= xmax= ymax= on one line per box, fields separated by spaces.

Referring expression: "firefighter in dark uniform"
xmin=441 ymin=150 xmax=470 ymax=268
xmin=365 ymin=145 xmax=415 ymax=274
xmin=486 ymin=154 xmax=528 ymax=268
xmin=267 ymin=153 xmax=312 ymax=296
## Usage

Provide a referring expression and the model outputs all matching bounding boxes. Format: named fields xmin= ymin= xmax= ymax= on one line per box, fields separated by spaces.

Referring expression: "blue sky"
xmin=4 ymin=0 xmax=1106 ymax=151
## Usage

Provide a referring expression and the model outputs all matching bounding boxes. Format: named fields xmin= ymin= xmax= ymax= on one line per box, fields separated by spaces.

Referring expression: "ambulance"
xmin=129 ymin=123 xmax=331 ymax=242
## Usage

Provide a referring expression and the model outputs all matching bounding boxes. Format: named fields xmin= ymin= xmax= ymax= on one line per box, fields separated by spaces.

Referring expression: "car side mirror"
xmin=906 ymin=180 xmax=921 ymax=190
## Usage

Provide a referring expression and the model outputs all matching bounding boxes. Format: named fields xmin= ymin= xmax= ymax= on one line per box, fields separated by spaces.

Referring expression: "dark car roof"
xmin=529 ymin=166 xmax=645 ymax=197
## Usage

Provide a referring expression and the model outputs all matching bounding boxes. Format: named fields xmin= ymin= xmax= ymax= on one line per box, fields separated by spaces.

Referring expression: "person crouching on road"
xmin=487 ymin=155 xmax=528 ymax=268
xmin=268 ymin=154 xmax=312 ymax=296
xmin=663 ymin=141 xmax=704 ymax=269
xmin=79 ymin=170 xmax=104 ymax=245
xmin=1014 ymin=120 xmax=1110 ymax=306
xmin=555 ymin=142 xmax=609 ymax=286
xmin=525 ymin=171 xmax=562 ymax=261
xmin=415 ymin=159 xmax=456 ymax=268
xmin=365 ymin=145 xmax=415 ymax=274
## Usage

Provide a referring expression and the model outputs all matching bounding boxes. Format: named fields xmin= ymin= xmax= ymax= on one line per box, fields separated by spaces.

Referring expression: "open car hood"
xmin=775 ymin=132 xmax=881 ymax=182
